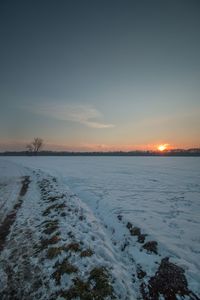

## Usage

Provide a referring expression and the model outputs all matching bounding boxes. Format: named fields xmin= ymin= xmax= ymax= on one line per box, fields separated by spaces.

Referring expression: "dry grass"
xmin=65 ymin=242 xmax=81 ymax=252
xmin=142 ymin=241 xmax=158 ymax=254
xmin=80 ymin=249 xmax=94 ymax=257
xmin=46 ymin=247 xmax=63 ymax=259
xmin=53 ymin=260 xmax=78 ymax=284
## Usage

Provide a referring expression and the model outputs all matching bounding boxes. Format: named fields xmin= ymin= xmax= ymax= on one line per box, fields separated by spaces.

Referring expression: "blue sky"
xmin=0 ymin=0 xmax=200 ymax=151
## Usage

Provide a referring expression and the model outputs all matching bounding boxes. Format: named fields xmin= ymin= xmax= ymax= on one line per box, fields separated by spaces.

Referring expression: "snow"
xmin=0 ymin=156 xmax=200 ymax=298
xmin=0 ymin=161 xmax=134 ymax=299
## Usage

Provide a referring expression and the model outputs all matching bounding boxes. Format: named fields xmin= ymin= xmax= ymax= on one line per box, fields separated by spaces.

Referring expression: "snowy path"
xmin=0 ymin=159 xmax=199 ymax=299
xmin=0 ymin=165 xmax=134 ymax=299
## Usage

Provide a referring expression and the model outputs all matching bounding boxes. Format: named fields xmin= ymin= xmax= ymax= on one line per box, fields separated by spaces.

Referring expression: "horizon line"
xmin=1 ymin=148 xmax=200 ymax=154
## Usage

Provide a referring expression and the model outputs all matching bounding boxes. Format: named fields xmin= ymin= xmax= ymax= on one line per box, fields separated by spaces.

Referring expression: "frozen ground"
xmin=0 ymin=157 xmax=200 ymax=299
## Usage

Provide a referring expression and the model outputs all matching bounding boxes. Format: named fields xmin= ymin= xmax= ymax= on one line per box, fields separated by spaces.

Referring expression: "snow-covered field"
xmin=0 ymin=156 xmax=200 ymax=299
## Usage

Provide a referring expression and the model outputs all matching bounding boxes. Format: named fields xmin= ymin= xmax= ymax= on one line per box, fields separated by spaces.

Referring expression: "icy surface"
xmin=0 ymin=156 xmax=200 ymax=297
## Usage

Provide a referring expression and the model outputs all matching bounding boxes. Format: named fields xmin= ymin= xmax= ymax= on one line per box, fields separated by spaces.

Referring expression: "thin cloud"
xmin=23 ymin=103 xmax=115 ymax=129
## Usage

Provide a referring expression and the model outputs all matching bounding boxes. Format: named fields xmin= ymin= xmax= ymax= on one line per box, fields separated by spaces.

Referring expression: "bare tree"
xmin=26 ymin=138 xmax=43 ymax=154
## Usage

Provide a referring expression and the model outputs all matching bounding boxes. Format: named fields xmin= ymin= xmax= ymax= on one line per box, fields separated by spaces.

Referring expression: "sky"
xmin=0 ymin=0 xmax=200 ymax=151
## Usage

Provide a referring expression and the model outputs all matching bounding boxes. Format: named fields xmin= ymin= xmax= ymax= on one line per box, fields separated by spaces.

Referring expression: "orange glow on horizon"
xmin=2 ymin=139 xmax=197 ymax=152
xmin=157 ymin=144 xmax=168 ymax=152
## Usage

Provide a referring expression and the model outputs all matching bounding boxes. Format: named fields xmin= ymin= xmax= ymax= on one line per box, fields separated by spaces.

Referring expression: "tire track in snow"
xmin=0 ymin=176 xmax=30 ymax=252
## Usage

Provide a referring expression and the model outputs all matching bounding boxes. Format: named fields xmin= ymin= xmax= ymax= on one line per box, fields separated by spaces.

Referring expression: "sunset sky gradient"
xmin=0 ymin=0 xmax=200 ymax=151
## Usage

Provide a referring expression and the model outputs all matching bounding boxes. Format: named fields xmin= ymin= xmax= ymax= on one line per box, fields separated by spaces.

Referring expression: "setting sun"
xmin=158 ymin=144 xmax=168 ymax=151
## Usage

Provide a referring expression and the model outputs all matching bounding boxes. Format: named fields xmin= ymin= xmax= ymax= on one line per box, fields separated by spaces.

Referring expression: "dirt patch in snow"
xmin=141 ymin=257 xmax=199 ymax=300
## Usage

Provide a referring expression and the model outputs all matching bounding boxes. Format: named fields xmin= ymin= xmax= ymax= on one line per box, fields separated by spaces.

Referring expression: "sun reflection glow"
xmin=158 ymin=144 xmax=168 ymax=151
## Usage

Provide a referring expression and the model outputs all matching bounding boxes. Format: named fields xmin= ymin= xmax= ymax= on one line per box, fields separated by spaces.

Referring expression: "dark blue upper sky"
xmin=0 ymin=0 xmax=200 ymax=151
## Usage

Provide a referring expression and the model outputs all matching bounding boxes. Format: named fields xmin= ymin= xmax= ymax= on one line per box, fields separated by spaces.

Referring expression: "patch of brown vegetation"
xmin=66 ymin=242 xmax=81 ymax=252
xmin=55 ymin=267 xmax=115 ymax=299
xmin=142 ymin=241 xmax=158 ymax=254
xmin=47 ymin=247 xmax=63 ymax=259
xmin=141 ymin=257 xmax=199 ymax=300
xmin=40 ymin=235 xmax=60 ymax=250
xmin=43 ymin=225 xmax=58 ymax=235
xmin=42 ymin=220 xmax=59 ymax=235
xmin=57 ymin=278 xmax=91 ymax=299
xmin=89 ymin=267 xmax=114 ymax=299
xmin=130 ymin=226 xmax=141 ymax=236
xmin=126 ymin=222 xmax=147 ymax=244
xmin=138 ymin=234 xmax=147 ymax=243
xmin=52 ymin=260 xmax=78 ymax=284
xmin=80 ymin=249 xmax=94 ymax=257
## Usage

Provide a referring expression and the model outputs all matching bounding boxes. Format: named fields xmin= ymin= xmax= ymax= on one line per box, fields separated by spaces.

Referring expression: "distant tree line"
xmin=0 ymin=137 xmax=199 ymax=156
xmin=0 ymin=148 xmax=200 ymax=156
